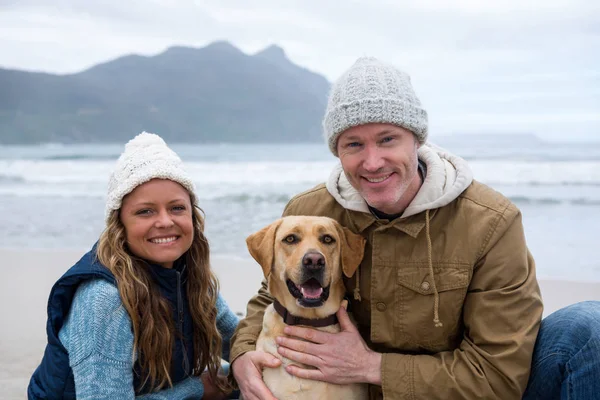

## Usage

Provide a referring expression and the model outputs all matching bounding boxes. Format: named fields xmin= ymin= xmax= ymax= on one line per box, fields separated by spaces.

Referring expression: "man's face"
xmin=337 ymin=123 xmax=421 ymax=215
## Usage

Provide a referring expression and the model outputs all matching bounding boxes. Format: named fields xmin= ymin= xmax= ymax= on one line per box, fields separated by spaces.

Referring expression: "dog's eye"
xmin=284 ymin=234 xmax=297 ymax=244
xmin=321 ymin=234 xmax=335 ymax=244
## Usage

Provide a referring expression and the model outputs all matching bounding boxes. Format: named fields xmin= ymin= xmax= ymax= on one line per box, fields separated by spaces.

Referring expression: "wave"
xmin=2 ymin=185 xmax=599 ymax=208
xmin=41 ymin=154 xmax=119 ymax=161
xmin=464 ymin=155 xmax=600 ymax=162
xmin=209 ymin=193 xmax=292 ymax=204
xmin=0 ymin=175 xmax=26 ymax=184
xmin=3 ymin=156 xmax=600 ymax=188
xmin=4 ymin=173 xmax=599 ymax=188
xmin=0 ymin=160 xmax=335 ymax=185
xmin=509 ymin=196 xmax=600 ymax=206
xmin=487 ymin=181 xmax=600 ymax=188
xmin=0 ymin=190 xmax=105 ymax=199
xmin=209 ymin=194 xmax=600 ymax=207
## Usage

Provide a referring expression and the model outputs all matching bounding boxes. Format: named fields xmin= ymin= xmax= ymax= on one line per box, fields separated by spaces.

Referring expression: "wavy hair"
xmin=96 ymin=192 xmax=229 ymax=394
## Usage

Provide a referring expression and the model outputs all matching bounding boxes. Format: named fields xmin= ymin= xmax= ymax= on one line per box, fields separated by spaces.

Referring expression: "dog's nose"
xmin=302 ymin=252 xmax=325 ymax=270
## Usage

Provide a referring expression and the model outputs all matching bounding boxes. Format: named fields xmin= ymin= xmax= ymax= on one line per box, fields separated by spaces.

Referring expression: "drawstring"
xmin=426 ymin=209 xmax=443 ymax=328
xmin=353 ymin=266 xmax=362 ymax=301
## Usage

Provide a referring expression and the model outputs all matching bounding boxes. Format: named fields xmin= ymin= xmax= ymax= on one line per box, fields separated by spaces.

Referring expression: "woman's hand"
xmin=200 ymin=370 xmax=229 ymax=400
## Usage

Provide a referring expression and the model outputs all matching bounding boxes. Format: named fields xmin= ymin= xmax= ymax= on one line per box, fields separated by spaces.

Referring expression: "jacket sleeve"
xmin=228 ymin=278 xmax=274 ymax=364
xmin=216 ymin=293 xmax=240 ymax=362
xmin=380 ymin=204 xmax=543 ymax=399
xmin=59 ymin=279 xmax=137 ymax=399
xmin=60 ymin=280 xmax=208 ymax=399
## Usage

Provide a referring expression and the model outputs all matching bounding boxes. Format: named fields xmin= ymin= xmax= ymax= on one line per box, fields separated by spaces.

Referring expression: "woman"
xmin=28 ymin=132 xmax=239 ymax=399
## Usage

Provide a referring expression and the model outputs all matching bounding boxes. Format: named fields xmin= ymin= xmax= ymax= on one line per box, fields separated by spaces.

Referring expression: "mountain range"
xmin=0 ymin=41 xmax=330 ymax=144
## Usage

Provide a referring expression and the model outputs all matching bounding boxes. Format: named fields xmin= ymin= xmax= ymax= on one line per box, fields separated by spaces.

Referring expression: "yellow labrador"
xmin=246 ymin=215 xmax=368 ymax=400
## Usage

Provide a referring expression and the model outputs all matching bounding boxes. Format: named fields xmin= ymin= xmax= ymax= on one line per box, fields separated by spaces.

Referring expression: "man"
xmin=229 ymin=57 xmax=600 ymax=399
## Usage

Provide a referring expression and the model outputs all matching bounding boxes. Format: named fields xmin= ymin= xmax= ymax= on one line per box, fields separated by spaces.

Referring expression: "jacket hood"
xmin=325 ymin=143 xmax=473 ymax=218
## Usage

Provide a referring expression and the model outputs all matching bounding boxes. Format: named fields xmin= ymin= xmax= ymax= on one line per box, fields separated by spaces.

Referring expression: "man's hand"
xmin=231 ymin=350 xmax=281 ymax=400
xmin=276 ymin=303 xmax=382 ymax=385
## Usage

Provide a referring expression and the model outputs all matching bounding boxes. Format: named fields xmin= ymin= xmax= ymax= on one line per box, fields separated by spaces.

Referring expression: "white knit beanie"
xmin=105 ymin=132 xmax=196 ymax=223
xmin=323 ymin=57 xmax=428 ymax=156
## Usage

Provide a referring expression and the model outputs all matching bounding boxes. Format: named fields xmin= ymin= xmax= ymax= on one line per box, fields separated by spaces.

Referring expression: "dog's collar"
xmin=273 ymin=299 xmax=339 ymax=328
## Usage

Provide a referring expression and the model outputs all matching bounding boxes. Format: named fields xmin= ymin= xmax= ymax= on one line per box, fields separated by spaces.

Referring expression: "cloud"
xmin=0 ymin=0 xmax=598 ymax=140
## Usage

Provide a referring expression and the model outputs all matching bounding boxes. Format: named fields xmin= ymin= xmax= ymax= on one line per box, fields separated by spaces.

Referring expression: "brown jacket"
xmin=230 ymin=145 xmax=543 ymax=399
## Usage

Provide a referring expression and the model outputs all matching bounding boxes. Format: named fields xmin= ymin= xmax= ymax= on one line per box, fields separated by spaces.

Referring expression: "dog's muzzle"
xmin=286 ymin=251 xmax=330 ymax=308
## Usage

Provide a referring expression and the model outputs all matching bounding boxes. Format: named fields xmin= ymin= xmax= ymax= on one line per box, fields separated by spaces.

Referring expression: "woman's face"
xmin=120 ymin=179 xmax=194 ymax=268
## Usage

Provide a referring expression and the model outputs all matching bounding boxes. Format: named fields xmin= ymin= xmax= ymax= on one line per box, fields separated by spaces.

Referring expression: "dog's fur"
xmin=246 ymin=215 xmax=369 ymax=400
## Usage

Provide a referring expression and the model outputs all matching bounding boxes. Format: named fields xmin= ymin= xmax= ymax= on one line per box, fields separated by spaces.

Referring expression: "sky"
xmin=1 ymin=0 xmax=599 ymax=141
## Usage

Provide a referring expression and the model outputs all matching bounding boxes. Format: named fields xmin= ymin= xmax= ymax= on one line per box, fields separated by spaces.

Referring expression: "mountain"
xmin=0 ymin=41 xmax=331 ymax=144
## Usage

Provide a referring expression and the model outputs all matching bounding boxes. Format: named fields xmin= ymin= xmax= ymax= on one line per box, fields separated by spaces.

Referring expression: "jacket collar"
xmin=144 ymin=257 xmax=187 ymax=292
xmin=273 ymin=299 xmax=339 ymax=328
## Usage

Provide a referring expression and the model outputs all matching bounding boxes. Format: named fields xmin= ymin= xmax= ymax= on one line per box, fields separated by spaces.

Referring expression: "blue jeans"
xmin=523 ymin=301 xmax=600 ymax=400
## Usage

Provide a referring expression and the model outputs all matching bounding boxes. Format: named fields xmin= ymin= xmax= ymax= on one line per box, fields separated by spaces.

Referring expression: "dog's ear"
xmin=336 ymin=224 xmax=366 ymax=277
xmin=246 ymin=219 xmax=283 ymax=278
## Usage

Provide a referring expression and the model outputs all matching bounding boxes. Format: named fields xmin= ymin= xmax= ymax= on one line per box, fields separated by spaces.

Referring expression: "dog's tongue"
xmin=300 ymin=279 xmax=323 ymax=299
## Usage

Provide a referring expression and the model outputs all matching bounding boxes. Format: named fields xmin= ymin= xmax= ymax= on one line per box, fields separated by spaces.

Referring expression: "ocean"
xmin=1 ymin=136 xmax=599 ymax=281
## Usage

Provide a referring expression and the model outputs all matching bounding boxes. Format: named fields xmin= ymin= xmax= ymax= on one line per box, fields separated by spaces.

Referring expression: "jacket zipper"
xmin=176 ymin=270 xmax=190 ymax=374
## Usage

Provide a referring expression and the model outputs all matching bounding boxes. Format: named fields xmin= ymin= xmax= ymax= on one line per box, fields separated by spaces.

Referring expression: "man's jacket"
xmin=230 ymin=144 xmax=543 ymax=399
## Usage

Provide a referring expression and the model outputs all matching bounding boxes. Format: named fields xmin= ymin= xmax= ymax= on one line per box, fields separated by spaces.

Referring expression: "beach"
xmin=2 ymin=248 xmax=599 ymax=399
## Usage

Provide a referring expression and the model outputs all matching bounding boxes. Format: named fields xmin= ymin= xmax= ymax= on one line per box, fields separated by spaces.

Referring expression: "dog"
xmin=246 ymin=215 xmax=369 ymax=400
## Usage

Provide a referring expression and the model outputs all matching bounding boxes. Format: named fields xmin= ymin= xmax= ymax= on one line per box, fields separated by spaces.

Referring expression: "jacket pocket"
xmin=395 ymin=264 xmax=470 ymax=352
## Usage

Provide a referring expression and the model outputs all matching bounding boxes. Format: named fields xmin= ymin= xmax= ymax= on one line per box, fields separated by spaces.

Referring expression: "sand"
xmin=1 ymin=248 xmax=599 ymax=399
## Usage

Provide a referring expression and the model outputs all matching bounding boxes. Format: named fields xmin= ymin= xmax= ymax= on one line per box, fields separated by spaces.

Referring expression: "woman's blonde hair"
xmin=96 ymin=191 xmax=229 ymax=393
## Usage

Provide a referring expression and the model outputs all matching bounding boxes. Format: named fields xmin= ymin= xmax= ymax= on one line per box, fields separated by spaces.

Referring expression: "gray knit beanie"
xmin=323 ymin=57 xmax=428 ymax=156
xmin=105 ymin=132 xmax=196 ymax=224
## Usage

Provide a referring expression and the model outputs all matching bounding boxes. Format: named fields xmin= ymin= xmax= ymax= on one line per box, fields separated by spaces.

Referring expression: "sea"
xmin=1 ymin=135 xmax=600 ymax=282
